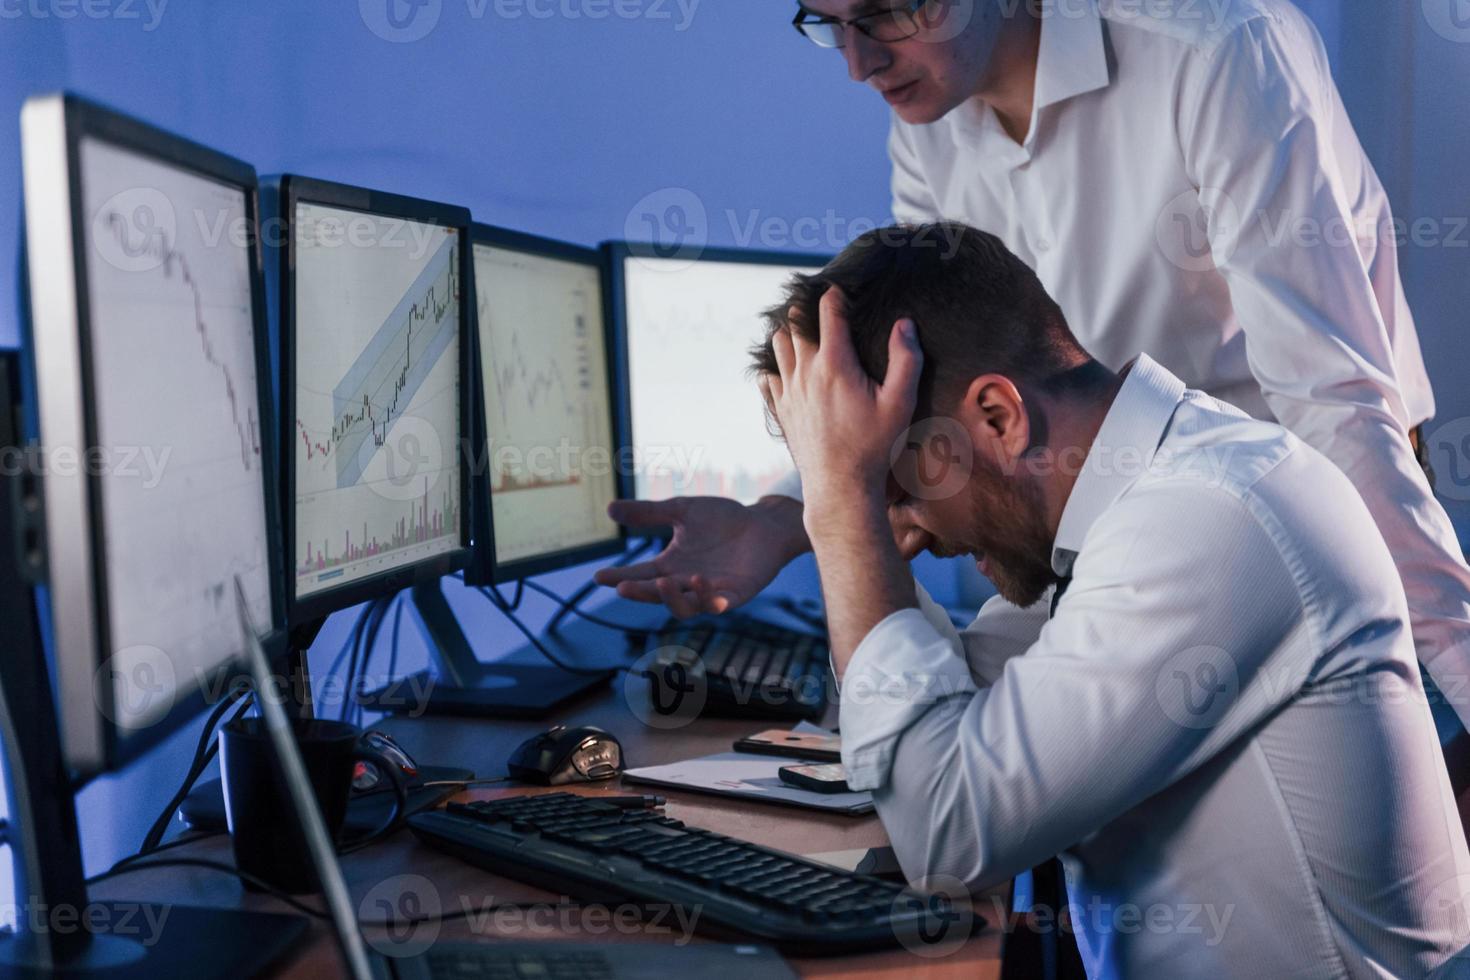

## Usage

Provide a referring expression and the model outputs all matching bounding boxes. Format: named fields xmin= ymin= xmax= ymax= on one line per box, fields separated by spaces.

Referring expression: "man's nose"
xmin=843 ymin=28 xmax=890 ymax=83
xmin=889 ymin=512 xmax=933 ymax=560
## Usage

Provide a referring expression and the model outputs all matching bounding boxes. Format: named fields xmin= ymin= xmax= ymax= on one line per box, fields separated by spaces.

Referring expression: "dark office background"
xmin=0 ymin=0 xmax=1466 ymax=909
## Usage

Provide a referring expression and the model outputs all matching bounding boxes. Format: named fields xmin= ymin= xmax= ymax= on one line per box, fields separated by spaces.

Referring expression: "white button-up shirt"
xmin=885 ymin=0 xmax=1470 ymax=723
xmin=839 ymin=355 xmax=1470 ymax=978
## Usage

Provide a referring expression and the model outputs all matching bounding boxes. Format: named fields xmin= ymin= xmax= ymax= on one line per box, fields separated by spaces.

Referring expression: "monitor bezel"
xmin=280 ymin=175 xmax=476 ymax=626
xmin=19 ymin=93 xmax=287 ymax=778
xmin=466 ymin=224 xmax=630 ymax=586
xmin=602 ymin=242 xmax=830 ymax=514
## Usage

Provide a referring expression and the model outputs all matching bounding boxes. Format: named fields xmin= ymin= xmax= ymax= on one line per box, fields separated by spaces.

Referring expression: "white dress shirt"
xmin=883 ymin=0 xmax=1470 ymax=725
xmin=839 ymin=355 xmax=1470 ymax=978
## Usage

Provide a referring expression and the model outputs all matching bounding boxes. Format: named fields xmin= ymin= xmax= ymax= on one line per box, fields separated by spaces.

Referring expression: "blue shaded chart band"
xmin=330 ymin=236 xmax=457 ymax=489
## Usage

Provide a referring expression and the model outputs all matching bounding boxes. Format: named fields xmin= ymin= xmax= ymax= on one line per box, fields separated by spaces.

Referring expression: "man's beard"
xmin=963 ymin=460 xmax=1058 ymax=609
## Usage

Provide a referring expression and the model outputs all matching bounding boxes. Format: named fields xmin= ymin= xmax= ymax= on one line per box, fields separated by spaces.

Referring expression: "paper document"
xmin=622 ymin=751 xmax=874 ymax=815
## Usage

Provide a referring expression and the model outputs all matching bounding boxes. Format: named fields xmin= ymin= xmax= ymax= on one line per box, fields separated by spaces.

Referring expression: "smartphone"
xmin=734 ymin=729 xmax=841 ymax=762
xmin=778 ymin=763 xmax=851 ymax=794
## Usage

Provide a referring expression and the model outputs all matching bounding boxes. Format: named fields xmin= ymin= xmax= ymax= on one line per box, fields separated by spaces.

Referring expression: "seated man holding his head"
xmin=749 ymin=222 xmax=1470 ymax=977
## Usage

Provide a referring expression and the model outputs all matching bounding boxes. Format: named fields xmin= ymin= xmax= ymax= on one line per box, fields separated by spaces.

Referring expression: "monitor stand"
xmin=355 ymin=580 xmax=621 ymax=718
xmin=0 ymin=353 xmax=308 ymax=979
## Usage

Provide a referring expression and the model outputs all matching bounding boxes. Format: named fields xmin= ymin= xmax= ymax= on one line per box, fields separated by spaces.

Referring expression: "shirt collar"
xmin=947 ymin=0 xmax=1111 ymax=150
xmin=1051 ymin=354 xmax=1187 ymax=576
xmin=1034 ymin=0 xmax=1112 ymax=112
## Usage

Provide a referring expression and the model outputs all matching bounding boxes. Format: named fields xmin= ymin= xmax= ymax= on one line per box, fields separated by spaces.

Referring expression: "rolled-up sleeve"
xmin=839 ymin=607 xmax=978 ymax=789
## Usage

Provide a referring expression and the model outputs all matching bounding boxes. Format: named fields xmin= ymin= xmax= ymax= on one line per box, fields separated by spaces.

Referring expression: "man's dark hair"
xmin=751 ymin=222 xmax=1092 ymax=418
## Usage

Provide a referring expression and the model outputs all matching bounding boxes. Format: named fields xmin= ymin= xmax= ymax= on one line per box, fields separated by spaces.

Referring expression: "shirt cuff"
xmin=839 ymin=608 xmax=977 ymax=792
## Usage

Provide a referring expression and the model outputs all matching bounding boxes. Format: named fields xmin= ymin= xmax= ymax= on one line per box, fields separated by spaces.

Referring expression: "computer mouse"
xmin=507 ymin=725 xmax=624 ymax=785
xmin=352 ymin=730 xmax=420 ymax=793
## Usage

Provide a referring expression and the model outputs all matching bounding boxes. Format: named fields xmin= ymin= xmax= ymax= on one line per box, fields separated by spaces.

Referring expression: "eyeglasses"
xmin=792 ymin=0 xmax=931 ymax=48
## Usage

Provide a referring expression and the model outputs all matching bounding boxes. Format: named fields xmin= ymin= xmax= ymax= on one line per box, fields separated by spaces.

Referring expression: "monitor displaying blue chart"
xmin=291 ymin=201 xmax=463 ymax=600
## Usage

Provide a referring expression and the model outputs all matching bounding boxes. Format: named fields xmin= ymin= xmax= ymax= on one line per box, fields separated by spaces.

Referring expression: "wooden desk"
xmin=92 ymin=676 xmax=1005 ymax=978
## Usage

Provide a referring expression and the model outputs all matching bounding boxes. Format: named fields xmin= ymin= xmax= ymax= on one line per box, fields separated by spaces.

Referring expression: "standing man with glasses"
xmin=598 ymin=1 xmax=1470 ymax=752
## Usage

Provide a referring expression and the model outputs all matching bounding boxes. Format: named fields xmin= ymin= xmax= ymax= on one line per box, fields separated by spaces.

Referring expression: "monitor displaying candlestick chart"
xmin=614 ymin=247 xmax=828 ymax=505
xmin=472 ymin=230 xmax=622 ymax=580
xmin=287 ymin=183 xmax=470 ymax=614
xmin=20 ymin=94 xmax=282 ymax=774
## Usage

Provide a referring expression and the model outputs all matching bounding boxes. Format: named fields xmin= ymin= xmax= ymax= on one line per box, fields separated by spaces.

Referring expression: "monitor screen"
xmin=474 ymin=240 xmax=621 ymax=571
xmin=80 ymin=136 xmax=274 ymax=732
xmin=291 ymin=200 xmax=464 ymax=603
xmin=620 ymin=253 xmax=824 ymax=504
xmin=21 ymin=94 xmax=280 ymax=773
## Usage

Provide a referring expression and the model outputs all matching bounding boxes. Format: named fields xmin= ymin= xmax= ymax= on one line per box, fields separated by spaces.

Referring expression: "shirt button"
xmin=1036 ymin=238 xmax=1053 ymax=252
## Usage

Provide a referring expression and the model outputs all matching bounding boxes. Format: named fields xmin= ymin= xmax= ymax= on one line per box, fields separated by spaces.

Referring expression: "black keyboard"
xmin=381 ymin=940 xmax=796 ymax=979
xmin=408 ymin=793 xmax=980 ymax=956
xmin=641 ymin=616 xmax=831 ymax=721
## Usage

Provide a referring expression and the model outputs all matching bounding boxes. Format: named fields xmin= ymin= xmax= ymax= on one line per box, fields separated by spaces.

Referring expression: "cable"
xmin=320 ymin=601 xmax=377 ymax=710
xmin=86 ymin=857 xmax=334 ymax=919
xmin=338 ymin=600 xmax=375 ymax=722
xmin=384 ymin=592 xmax=405 ymax=708
xmin=500 ymin=578 xmax=526 ymax=611
xmin=518 ymin=579 xmax=653 ymax=635
xmin=137 ymin=685 xmax=252 ymax=856
xmin=478 ymin=587 xmax=627 ymax=677
xmin=543 ymin=536 xmax=658 ymax=632
xmin=87 ymin=857 xmax=582 ymax=929
xmin=106 ymin=831 xmax=225 ymax=876
xmin=344 ymin=597 xmax=391 ymax=724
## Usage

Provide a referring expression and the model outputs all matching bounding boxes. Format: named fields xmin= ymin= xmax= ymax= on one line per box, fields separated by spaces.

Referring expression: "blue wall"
xmin=0 ymin=0 xmax=1465 ymax=881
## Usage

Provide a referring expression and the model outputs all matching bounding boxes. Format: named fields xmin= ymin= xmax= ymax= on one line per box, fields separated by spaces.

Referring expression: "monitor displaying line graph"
xmin=292 ymin=201 xmax=463 ymax=600
xmin=622 ymin=254 xmax=824 ymax=504
xmin=474 ymin=242 xmax=620 ymax=567
xmin=78 ymin=135 xmax=273 ymax=732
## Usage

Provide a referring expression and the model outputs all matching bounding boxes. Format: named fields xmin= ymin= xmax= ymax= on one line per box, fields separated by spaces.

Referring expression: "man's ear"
xmin=758 ymin=375 xmax=785 ymax=441
xmin=960 ymin=373 xmax=1030 ymax=466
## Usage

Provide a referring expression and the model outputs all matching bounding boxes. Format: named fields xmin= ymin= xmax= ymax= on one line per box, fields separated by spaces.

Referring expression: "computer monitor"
xmin=468 ymin=225 xmax=626 ymax=584
xmin=606 ymin=245 xmax=829 ymax=506
xmin=10 ymin=92 xmax=307 ymax=978
xmin=281 ymin=176 xmax=475 ymax=625
xmin=19 ymin=93 xmax=284 ymax=778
